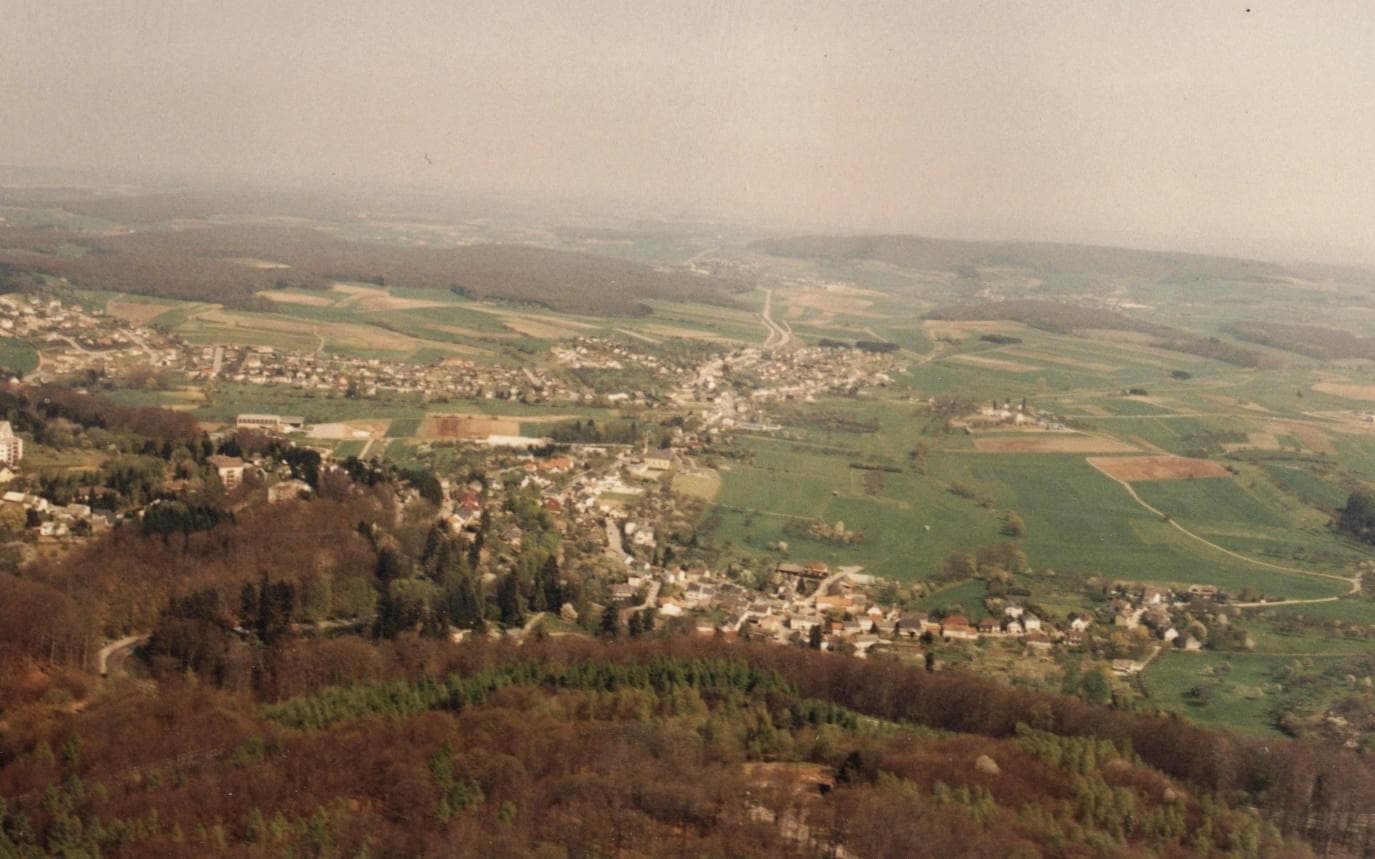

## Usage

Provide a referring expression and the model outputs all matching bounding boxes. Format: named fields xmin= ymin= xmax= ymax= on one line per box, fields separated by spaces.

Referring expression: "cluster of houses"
xmin=550 ymin=337 xmax=691 ymax=377
xmin=667 ymin=344 xmax=898 ymax=435
xmin=186 ymin=345 xmax=565 ymax=404
xmin=0 ymin=420 xmax=106 ymax=539
xmin=0 ymin=295 xmax=181 ymax=382
xmin=1104 ymin=583 xmax=1226 ymax=655
xmin=958 ymin=398 xmax=1067 ymax=432
xmin=0 ymin=490 xmax=112 ymax=538
xmin=609 ymin=559 xmax=1079 ymax=659
xmin=729 ymin=344 xmax=897 ymax=406
xmin=11 ymin=297 xmax=746 ymax=412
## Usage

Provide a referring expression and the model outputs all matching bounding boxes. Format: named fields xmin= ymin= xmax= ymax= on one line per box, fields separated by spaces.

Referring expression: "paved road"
xmin=605 ymin=518 xmax=632 ymax=567
xmin=620 ymin=580 xmax=662 ymax=625
xmin=634 ymin=580 xmax=661 ymax=613
xmin=760 ymin=289 xmax=792 ymax=350
xmin=810 ymin=570 xmax=852 ymax=606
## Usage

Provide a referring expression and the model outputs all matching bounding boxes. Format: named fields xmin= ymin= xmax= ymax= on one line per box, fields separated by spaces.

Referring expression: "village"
xmin=0 ymin=293 xmax=180 ymax=379
xmin=669 ymin=341 xmax=901 ymax=435
xmin=11 ymin=293 xmax=902 ymax=421
xmin=187 ymin=344 xmax=570 ymax=403
xmin=0 ymin=291 xmax=1251 ymax=690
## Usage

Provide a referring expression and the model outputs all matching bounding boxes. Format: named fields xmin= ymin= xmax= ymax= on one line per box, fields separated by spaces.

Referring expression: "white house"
xmin=0 ymin=421 xmax=23 ymax=466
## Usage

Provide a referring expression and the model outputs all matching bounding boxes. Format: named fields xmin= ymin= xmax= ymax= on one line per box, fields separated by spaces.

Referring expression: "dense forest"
xmin=1227 ymin=321 xmax=1375 ymax=362
xmin=0 ymin=224 xmax=743 ymax=315
xmin=926 ymin=299 xmax=1173 ymax=336
xmin=0 ymin=632 xmax=1354 ymax=858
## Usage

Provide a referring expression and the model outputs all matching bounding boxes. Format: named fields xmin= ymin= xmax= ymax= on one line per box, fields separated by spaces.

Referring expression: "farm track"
xmin=1095 ymin=469 xmax=1361 ymax=606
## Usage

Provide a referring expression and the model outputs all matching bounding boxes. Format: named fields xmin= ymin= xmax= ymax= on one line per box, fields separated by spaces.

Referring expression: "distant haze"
xmin=3 ymin=2 xmax=1373 ymax=265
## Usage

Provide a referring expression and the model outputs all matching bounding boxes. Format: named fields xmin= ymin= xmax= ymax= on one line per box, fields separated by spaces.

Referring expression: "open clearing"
xmin=974 ymin=434 xmax=1138 ymax=454
xmin=640 ymin=324 xmax=739 ymax=342
xmin=673 ymin=469 xmax=721 ymax=501
xmin=785 ymin=286 xmax=883 ymax=318
xmin=258 ymin=290 xmax=333 ymax=307
xmin=418 ymin=414 xmax=521 ymax=439
xmin=1088 ymin=455 xmax=1232 ymax=482
xmin=186 ymin=308 xmax=461 ymax=355
xmin=106 ymin=298 xmax=180 ymax=325
xmin=1272 ymin=421 xmax=1336 ymax=453
xmin=945 ymin=354 xmax=1041 ymax=373
xmin=494 ymin=316 xmax=585 ymax=339
xmin=999 ymin=349 xmax=1118 ymax=372
xmin=330 ymin=282 xmax=448 ymax=312
xmin=344 ymin=419 xmax=391 ymax=437
xmin=1223 ymin=432 xmax=1282 ymax=452
xmin=1314 ymin=382 xmax=1375 ymax=402
xmin=923 ymin=320 xmax=1026 ymax=335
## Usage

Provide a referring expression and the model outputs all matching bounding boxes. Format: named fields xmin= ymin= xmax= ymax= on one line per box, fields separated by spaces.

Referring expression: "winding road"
xmin=1092 ymin=465 xmax=1362 ymax=607
xmin=97 ymin=634 xmax=149 ymax=678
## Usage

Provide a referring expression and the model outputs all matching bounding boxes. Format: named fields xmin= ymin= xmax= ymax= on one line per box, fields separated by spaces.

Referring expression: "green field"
xmin=0 ymin=338 xmax=39 ymax=374
xmin=1139 ymin=650 xmax=1362 ymax=737
xmin=386 ymin=417 xmax=422 ymax=438
xmin=710 ymin=424 xmax=1354 ymax=600
xmin=334 ymin=439 xmax=368 ymax=458
xmin=1133 ymin=477 xmax=1362 ymax=570
xmin=918 ymin=578 xmax=990 ymax=619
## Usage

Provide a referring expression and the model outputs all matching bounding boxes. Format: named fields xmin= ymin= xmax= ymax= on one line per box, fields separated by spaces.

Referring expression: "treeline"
xmin=1227 ymin=320 xmax=1375 ymax=361
xmin=546 ymin=417 xmax=641 ymax=444
xmin=1339 ymin=487 xmax=1375 ymax=544
xmin=1151 ymin=334 xmax=1279 ymax=369
xmin=0 ymin=224 xmax=744 ymax=316
xmin=925 ymin=300 xmax=1277 ymax=368
xmin=927 ymin=299 xmax=1172 ymax=336
xmin=816 ymin=338 xmax=899 ymax=352
xmin=24 ymin=494 xmax=389 ymax=636
xmin=0 ymin=383 xmax=201 ymax=447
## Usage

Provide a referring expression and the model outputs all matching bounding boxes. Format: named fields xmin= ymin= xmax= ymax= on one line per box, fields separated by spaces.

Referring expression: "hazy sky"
xmin=4 ymin=1 xmax=1374 ymax=263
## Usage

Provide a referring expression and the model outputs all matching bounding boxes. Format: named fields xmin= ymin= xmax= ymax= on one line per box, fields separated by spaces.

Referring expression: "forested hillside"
xmin=0 ymin=225 xmax=742 ymax=315
xmin=754 ymin=233 xmax=1292 ymax=282
xmin=0 ymin=633 xmax=1344 ymax=858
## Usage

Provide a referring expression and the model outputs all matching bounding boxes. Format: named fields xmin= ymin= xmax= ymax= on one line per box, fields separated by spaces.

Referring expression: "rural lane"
xmin=97 ymin=633 xmax=149 ymax=678
xmin=1095 ymin=469 xmax=1361 ymax=607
